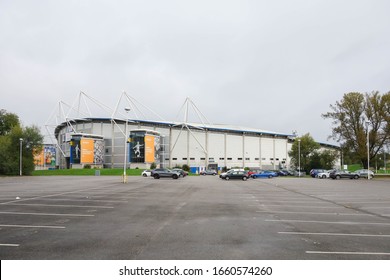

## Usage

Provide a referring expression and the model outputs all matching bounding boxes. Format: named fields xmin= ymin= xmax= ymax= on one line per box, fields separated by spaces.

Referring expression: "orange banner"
xmin=81 ymin=138 xmax=94 ymax=163
xmin=144 ymin=135 xmax=155 ymax=163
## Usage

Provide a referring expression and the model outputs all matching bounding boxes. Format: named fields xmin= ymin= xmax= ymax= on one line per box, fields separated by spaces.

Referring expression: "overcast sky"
xmin=1 ymin=0 xmax=389 ymax=144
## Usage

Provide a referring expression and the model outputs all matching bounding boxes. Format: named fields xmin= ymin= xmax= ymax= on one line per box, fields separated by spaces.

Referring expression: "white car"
xmin=141 ymin=169 xmax=152 ymax=177
xmin=316 ymin=170 xmax=333 ymax=179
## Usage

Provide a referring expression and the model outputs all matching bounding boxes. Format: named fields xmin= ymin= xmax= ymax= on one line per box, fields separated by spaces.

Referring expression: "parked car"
xmin=141 ymin=169 xmax=151 ymax=177
xmin=172 ymin=168 xmax=188 ymax=177
xmin=316 ymin=170 xmax=333 ymax=179
xmin=275 ymin=170 xmax=289 ymax=176
xmin=281 ymin=170 xmax=294 ymax=176
xmin=294 ymin=170 xmax=306 ymax=177
xmin=151 ymin=168 xmax=181 ymax=179
xmin=219 ymin=169 xmax=245 ymax=178
xmin=310 ymin=169 xmax=327 ymax=178
xmin=251 ymin=170 xmax=277 ymax=179
xmin=355 ymin=169 xmax=375 ymax=179
xmin=329 ymin=170 xmax=360 ymax=179
xmin=200 ymin=169 xmax=217 ymax=176
xmin=247 ymin=169 xmax=261 ymax=177
xmin=220 ymin=170 xmax=249 ymax=181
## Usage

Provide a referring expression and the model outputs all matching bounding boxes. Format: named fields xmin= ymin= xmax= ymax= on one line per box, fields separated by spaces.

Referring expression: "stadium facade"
xmin=49 ymin=92 xmax=340 ymax=173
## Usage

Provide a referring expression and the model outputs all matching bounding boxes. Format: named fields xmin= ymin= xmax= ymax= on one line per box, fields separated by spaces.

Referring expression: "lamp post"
xmin=123 ymin=107 xmax=131 ymax=183
xmin=298 ymin=139 xmax=301 ymax=177
xmin=366 ymin=120 xmax=371 ymax=180
xmin=19 ymin=138 xmax=23 ymax=176
xmin=385 ymin=147 xmax=387 ymax=174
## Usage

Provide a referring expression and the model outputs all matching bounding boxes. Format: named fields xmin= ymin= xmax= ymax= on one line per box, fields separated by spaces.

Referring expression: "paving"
xmin=0 ymin=175 xmax=390 ymax=260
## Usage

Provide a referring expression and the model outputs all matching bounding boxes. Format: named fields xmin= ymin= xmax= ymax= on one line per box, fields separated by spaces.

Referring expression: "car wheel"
xmin=143 ymin=173 xmax=147 ymax=177
xmin=322 ymin=175 xmax=326 ymax=179
xmin=172 ymin=174 xmax=178 ymax=179
xmin=354 ymin=175 xmax=359 ymax=179
xmin=225 ymin=176 xmax=230 ymax=180
xmin=242 ymin=176 xmax=247 ymax=181
xmin=336 ymin=175 xmax=341 ymax=179
xmin=153 ymin=174 xmax=160 ymax=179
xmin=268 ymin=175 xmax=272 ymax=178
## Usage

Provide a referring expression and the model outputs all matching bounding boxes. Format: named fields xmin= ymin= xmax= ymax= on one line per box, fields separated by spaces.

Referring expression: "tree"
xmin=319 ymin=149 xmax=339 ymax=170
xmin=0 ymin=109 xmax=20 ymax=135
xmin=288 ymin=133 xmax=320 ymax=172
xmin=322 ymin=91 xmax=390 ymax=168
xmin=0 ymin=110 xmax=44 ymax=175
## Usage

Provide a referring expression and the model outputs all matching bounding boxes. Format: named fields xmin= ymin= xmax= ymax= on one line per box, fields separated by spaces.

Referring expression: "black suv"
xmin=329 ymin=170 xmax=360 ymax=180
xmin=151 ymin=168 xmax=181 ymax=179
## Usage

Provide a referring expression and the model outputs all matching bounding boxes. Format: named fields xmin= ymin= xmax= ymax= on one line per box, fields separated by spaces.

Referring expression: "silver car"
xmin=355 ymin=169 xmax=375 ymax=178
xmin=316 ymin=170 xmax=333 ymax=179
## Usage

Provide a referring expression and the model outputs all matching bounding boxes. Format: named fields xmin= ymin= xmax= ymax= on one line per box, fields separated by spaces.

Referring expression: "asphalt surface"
xmin=1 ymin=175 xmax=390 ymax=260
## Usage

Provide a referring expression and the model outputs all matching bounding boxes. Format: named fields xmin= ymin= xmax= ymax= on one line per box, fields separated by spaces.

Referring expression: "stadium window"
xmin=200 ymin=157 xmax=206 ymax=160
xmin=172 ymin=158 xmax=177 ymax=160
xmin=182 ymin=158 xmax=187 ymax=160
xmin=190 ymin=158 xmax=195 ymax=160
xmin=227 ymin=158 xmax=232 ymax=160
xmin=237 ymin=157 xmax=243 ymax=160
xmin=245 ymin=158 xmax=250 ymax=161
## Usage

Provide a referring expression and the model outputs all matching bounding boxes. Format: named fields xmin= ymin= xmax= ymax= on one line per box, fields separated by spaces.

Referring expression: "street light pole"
xmin=366 ymin=120 xmax=371 ymax=180
xmin=19 ymin=138 xmax=23 ymax=176
xmin=123 ymin=107 xmax=131 ymax=183
xmin=298 ymin=139 xmax=301 ymax=177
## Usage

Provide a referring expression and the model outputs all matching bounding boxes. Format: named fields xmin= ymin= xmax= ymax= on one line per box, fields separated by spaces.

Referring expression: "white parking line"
xmin=0 ymin=243 xmax=20 ymax=247
xmin=266 ymin=219 xmax=390 ymax=226
xmin=5 ymin=203 xmax=114 ymax=209
xmin=0 ymin=211 xmax=94 ymax=217
xmin=259 ymin=205 xmax=341 ymax=209
xmin=0 ymin=224 xmax=65 ymax=229
xmin=306 ymin=251 xmax=390 ymax=256
xmin=363 ymin=206 xmax=390 ymax=209
xmin=279 ymin=232 xmax=390 ymax=237
xmin=0 ymin=185 xmax=116 ymax=205
xmin=257 ymin=210 xmax=371 ymax=216
xmin=36 ymin=198 xmax=128 ymax=203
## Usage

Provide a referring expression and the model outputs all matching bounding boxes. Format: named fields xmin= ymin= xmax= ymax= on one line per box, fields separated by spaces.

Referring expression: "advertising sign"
xmin=70 ymin=137 xmax=104 ymax=165
xmin=71 ymin=139 xmax=81 ymax=164
xmin=130 ymin=134 xmax=145 ymax=163
xmin=81 ymin=138 xmax=94 ymax=164
xmin=144 ymin=135 xmax=155 ymax=163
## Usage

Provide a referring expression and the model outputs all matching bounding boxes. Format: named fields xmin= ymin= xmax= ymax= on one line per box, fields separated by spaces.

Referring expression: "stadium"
xmin=46 ymin=92 xmax=340 ymax=173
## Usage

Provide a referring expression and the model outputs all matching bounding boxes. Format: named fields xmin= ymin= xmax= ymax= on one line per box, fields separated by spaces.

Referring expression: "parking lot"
xmin=1 ymin=175 xmax=390 ymax=259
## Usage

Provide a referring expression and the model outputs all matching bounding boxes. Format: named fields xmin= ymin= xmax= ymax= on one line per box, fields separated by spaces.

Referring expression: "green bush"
xmin=182 ymin=164 xmax=190 ymax=172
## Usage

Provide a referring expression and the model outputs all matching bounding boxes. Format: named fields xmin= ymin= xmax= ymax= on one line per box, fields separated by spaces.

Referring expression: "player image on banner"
xmin=154 ymin=135 xmax=161 ymax=164
xmin=71 ymin=139 xmax=81 ymax=164
xmin=93 ymin=139 xmax=104 ymax=164
xmin=130 ymin=134 xmax=145 ymax=163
